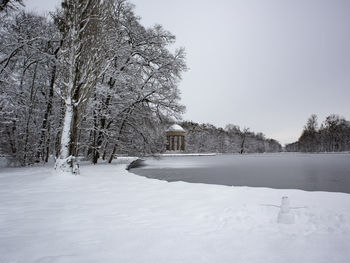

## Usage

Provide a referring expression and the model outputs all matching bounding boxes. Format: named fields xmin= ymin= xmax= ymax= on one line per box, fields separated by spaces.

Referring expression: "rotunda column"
xmin=171 ymin=136 xmax=175 ymax=151
xmin=181 ymin=135 xmax=185 ymax=151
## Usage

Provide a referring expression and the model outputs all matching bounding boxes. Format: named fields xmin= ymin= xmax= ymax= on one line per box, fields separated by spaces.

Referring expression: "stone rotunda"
xmin=166 ymin=124 xmax=185 ymax=151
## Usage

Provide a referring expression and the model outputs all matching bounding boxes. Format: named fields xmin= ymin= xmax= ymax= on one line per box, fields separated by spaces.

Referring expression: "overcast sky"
xmin=25 ymin=0 xmax=350 ymax=145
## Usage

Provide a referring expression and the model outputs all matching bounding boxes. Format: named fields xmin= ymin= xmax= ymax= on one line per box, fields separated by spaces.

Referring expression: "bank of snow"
xmin=0 ymin=163 xmax=350 ymax=263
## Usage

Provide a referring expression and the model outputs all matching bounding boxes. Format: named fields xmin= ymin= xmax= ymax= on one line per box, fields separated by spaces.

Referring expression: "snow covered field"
xmin=1 ymin=162 xmax=350 ymax=263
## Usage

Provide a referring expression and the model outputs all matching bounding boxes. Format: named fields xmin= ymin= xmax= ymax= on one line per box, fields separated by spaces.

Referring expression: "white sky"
xmin=25 ymin=0 xmax=350 ymax=145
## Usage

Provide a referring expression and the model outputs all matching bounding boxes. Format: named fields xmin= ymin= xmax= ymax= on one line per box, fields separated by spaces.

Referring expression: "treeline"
xmin=181 ymin=121 xmax=282 ymax=154
xmin=285 ymin=114 xmax=350 ymax=152
xmin=0 ymin=0 xmax=186 ymax=167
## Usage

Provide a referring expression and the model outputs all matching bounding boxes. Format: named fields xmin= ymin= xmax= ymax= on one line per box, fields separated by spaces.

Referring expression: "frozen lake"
xmin=131 ymin=153 xmax=350 ymax=193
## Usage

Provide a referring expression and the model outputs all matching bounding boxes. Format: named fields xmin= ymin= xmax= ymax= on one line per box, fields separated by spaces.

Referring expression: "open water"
xmin=131 ymin=153 xmax=350 ymax=193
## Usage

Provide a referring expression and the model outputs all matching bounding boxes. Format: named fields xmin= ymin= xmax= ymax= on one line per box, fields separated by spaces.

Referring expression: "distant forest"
xmin=180 ymin=121 xmax=282 ymax=154
xmin=286 ymin=114 xmax=350 ymax=152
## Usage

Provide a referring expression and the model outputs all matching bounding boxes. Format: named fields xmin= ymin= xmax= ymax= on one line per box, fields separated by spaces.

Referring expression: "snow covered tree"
xmin=239 ymin=128 xmax=249 ymax=154
xmin=322 ymin=115 xmax=349 ymax=152
xmin=81 ymin=1 xmax=186 ymax=163
xmin=181 ymin=122 xmax=281 ymax=154
xmin=0 ymin=11 xmax=61 ymax=165
xmin=0 ymin=0 xmax=23 ymax=13
xmin=1 ymin=0 xmax=187 ymax=168
xmin=54 ymin=0 xmax=110 ymax=173
xmin=286 ymin=114 xmax=350 ymax=152
xmin=298 ymin=114 xmax=319 ymax=152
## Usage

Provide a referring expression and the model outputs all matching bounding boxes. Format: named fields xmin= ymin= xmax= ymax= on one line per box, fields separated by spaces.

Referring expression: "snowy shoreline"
xmin=156 ymin=153 xmax=218 ymax=157
xmin=0 ymin=163 xmax=350 ymax=262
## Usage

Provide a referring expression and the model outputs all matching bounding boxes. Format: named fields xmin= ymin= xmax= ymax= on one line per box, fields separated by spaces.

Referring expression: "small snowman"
xmin=277 ymin=196 xmax=295 ymax=224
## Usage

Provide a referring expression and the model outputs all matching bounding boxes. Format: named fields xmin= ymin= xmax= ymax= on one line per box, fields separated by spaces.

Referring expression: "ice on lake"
xmin=131 ymin=153 xmax=350 ymax=193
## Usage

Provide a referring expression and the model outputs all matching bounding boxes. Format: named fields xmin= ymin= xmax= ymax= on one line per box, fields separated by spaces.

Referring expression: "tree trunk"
xmin=36 ymin=64 xmax=56 ymax=162
xmin=23 ymin=62 xmax=38 ymax=165
xmin=240 ymin=134 xmax=246 ymax=154
xmin=108 ymin=117 xmax=129 ymax=163
xmin=108 ymin=144 xmax=117 ymax=163
xmin=91 ymin=77 xmax=114 ymax=164
xmin=55 ymin=100 xmax=76 ymax=173
xmin=69 ymin=105 xmax=79 ymax=157
xmin=36 ymin=46 xmax=59 ymax=162
xmin=59 ymin=100 xmax=73 ymax=159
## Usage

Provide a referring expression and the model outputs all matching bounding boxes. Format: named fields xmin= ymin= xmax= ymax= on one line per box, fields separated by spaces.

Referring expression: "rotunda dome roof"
xmin=166 ymin=124 xmax=185 ymax=132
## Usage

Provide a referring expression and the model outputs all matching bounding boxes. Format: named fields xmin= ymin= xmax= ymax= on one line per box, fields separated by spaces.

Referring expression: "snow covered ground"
xmin=1 ymin=162 xmax=350 ymax=263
